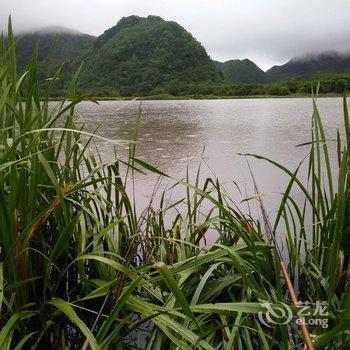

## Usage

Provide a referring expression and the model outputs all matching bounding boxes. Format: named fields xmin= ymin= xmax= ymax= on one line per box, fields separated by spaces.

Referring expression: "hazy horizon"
xmin=1 ymin=0 xmax=350 ymax=70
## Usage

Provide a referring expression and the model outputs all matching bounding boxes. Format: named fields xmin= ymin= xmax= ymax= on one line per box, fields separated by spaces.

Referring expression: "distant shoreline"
xmin=47 ymin=93 xmax=343 ymax=102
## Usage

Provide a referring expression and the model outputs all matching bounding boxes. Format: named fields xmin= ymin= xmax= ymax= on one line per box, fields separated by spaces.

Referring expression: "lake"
xmin=72 ymin=97 xmax=343 ymax=227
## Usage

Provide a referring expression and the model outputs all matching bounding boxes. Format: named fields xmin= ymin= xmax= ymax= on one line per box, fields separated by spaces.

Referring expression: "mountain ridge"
xmin=12 ymin=16 xmax=350 ymax=95
xmin=214 ymin=59 xmax=267 ymax=83
xmin=265 ymin=51 xmax=350 ymax=82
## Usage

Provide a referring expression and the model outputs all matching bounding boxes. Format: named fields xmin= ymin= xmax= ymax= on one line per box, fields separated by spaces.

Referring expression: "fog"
xmin=1 ymin=0 xmax=350 ymax=70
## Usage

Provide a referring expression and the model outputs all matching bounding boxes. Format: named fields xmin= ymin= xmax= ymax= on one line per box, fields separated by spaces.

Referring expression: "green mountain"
xmin=15 ymin=26 xmax=96 ymax=91
xmin=80 ymin=15 xmax=223 ymax=96
xmin=216 ymin=53 xmax=350 ymax=84
xmin=214 ymin=59 xmax=267 ymax=83
xmin=12 ymin=18 xmax=350 ymax=96
xmin=266 ymin=51 xmax=350 ymax=82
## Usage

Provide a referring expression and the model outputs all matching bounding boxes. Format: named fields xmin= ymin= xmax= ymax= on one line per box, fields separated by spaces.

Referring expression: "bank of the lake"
xmin=46 ymin=92 xmax=344 ymax=101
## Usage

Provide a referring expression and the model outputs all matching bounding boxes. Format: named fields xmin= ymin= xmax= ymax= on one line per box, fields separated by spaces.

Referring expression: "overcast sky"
xmin=1 ymin=0 xmax=350 ymax=70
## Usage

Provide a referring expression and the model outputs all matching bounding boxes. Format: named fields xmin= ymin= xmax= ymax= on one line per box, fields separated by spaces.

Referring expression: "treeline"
xmin=75 ymin=74 xmax=349 ymax=98
xmin=38 ymin=73 xmax=350 ymax=98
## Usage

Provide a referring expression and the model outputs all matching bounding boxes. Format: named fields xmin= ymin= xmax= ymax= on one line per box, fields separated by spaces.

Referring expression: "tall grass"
xmin=0 ymin=18 xmax=349 ymax=349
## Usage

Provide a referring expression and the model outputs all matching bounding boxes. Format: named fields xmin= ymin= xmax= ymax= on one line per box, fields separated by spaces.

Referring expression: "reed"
xmin=0 ymin=18 xmax=349 ymax=349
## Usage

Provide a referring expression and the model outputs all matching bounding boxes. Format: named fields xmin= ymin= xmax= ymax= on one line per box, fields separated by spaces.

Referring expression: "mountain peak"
xmin=215 ymin=59 xmax=266 ymax=83
xmin=94 ymin=15 xmax=169 ymax=50
xmin=84 ymin=15 xmax=222 ymax=95
xmin=94 ymin=15 xmax=142 ymax=49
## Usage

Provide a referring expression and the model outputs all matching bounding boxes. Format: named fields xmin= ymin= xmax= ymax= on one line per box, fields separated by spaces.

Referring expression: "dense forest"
xmin=80 ymin=15 xmax=223 ymax=96
xmin=214 ymin=59 xmax=267 ymax=84
xmin=13 ymin=15 xmax=350 ymax=97
xmin=15 ymin=28 xmax=95 ymax=91
xmin=152 ymin=74 xmax=350 ymax=98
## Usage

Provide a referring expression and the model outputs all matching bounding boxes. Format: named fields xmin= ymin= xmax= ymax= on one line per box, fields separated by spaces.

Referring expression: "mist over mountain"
xmin=19 ymin=25 xmax=83 ymax=35
xmin=15 ymin=16 xmax=223 ymax=96
xmin=213 ymin=52 xmax=350 ymax=84
xmin=14 ymin=27 xmax=95 ymax=91
xmin=12 ymin=15 xmax=350 ymax=96
xmin=266 ymin=51 xmax=350 ymax=81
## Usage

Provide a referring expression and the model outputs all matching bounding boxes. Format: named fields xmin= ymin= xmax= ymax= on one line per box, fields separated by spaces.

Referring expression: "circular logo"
xmin=258 ymin=302 xmax=293 ymax=327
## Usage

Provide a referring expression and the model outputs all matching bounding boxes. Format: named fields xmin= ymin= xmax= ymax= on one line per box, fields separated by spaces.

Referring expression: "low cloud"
xmin=1 ymin=0 xmax=350 ymax=70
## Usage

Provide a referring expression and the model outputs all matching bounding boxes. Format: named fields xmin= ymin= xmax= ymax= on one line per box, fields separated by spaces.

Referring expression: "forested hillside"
xmin=15 ymin=27 xmax=96 ymax=91
xmin=12 ymin=18 xmax=350 ymax=97
xmin=266 ymin=51 xmax=350 ymax=82
xmin=79 ymin=15 xmax=223 ymax=96
xmin=215 ymin=59 xmax=267 ymax=83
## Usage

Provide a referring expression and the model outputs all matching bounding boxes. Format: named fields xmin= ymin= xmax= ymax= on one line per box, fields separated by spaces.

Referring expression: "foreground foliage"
xmin=0 ymin=19 xmax=349 ymax=349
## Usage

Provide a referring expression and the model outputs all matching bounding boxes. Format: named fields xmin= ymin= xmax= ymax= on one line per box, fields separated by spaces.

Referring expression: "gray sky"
xmin=1 ymin=0 xmax=350 ymax=70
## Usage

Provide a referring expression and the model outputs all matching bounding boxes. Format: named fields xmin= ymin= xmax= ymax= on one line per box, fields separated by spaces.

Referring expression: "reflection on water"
xmin=64 ymin=97 xmax=343 ymax=222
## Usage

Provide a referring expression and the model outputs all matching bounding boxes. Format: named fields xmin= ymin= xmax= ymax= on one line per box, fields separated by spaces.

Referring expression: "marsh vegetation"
xmin=0 ymin=20 xmax=349 ymax=349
